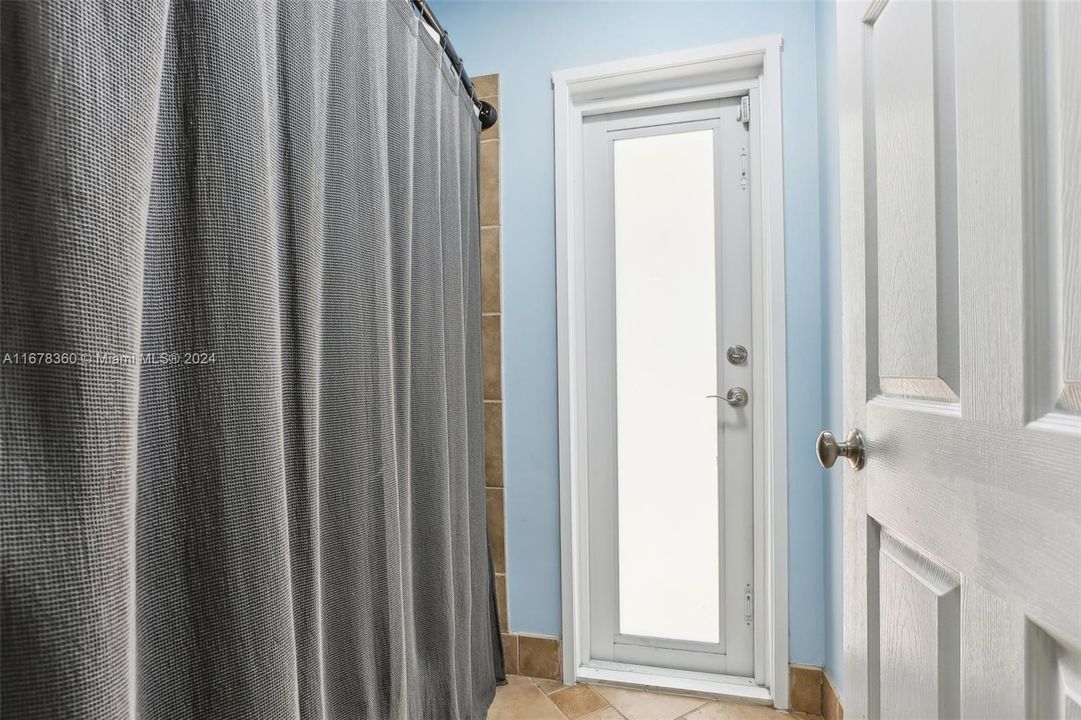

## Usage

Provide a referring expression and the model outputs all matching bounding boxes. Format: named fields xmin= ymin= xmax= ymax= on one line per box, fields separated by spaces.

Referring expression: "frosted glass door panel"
xmin=613 ymin=130 xmax=720 ymax=644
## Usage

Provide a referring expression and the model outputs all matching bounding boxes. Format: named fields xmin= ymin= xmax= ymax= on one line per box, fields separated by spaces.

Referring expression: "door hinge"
xmin=737 ymin=95 xmax=751 ymax=125
xmin=744 ymin=584 xmax=753 ymax=626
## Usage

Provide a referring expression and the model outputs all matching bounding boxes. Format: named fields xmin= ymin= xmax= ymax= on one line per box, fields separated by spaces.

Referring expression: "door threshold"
xmin=576 ymin=662 xmax=773 ymax=705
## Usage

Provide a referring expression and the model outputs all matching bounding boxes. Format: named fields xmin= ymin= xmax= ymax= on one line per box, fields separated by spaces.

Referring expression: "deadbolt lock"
xmin=727 ymin=345 xmax=748 ymax=365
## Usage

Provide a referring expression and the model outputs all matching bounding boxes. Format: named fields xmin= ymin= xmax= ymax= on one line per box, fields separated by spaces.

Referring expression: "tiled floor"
xmin=487 ymin=675 xmax=822 ymax=720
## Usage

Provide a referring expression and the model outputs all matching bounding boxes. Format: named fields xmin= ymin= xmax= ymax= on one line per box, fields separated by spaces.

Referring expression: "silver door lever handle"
xmin=707 ymin=388 xmax=748 ymax=408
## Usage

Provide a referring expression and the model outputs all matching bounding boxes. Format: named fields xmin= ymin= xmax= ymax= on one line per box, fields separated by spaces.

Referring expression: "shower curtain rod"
xmin=411 ymin=0 xmax=498 ymax=130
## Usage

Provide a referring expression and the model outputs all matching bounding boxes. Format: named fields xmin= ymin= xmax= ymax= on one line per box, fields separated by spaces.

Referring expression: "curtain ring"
xmin=439 ymin=31 xmax=449 ymax=50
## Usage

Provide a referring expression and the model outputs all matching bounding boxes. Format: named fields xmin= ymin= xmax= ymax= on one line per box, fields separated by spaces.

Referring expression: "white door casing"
xmin=553 ymin=37 xmax=788 ymax=704
xmin=836 ymin=1 xmax=1081 ymax=718
xmin=581 ymin=99 xmax=755 ymax=677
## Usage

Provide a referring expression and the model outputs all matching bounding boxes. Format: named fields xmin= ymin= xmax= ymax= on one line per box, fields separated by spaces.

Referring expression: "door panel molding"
xmin=877 ymin=530 xmax=961 ymax=720
xmin=869 ymin=0 xmax=960 ymax=403
xmin=1022 ymin=0 xmax=1081 ymax=420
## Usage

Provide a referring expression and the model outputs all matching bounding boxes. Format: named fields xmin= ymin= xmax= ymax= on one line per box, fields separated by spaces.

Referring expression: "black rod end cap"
xmin=478 ymin=99 xmax=498 ymax=130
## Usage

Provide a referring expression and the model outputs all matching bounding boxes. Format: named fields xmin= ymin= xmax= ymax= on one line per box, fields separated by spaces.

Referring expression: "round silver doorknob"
xmin=816 ymin=428 xmax=865 ymax=470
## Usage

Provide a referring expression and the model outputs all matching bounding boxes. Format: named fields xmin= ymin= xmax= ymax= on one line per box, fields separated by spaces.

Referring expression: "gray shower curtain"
xmin=1 ymin=1 xmax=500 ymax=718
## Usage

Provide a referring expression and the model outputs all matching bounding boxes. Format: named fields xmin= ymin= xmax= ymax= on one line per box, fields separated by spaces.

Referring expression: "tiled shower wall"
xmin=474 ymin=73 xmax=561 ymax=681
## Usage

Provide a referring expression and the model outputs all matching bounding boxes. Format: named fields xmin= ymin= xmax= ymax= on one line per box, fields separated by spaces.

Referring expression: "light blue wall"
xmin=814 ymin=0 xmax=844 ymax=692
xmin=433 ymin=0 xmax=829 ymax=666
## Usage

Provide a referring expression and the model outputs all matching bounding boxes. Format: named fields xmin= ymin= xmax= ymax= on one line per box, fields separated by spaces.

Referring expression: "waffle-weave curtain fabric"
xmin=0 ymin=1 xmax=500 ymax=717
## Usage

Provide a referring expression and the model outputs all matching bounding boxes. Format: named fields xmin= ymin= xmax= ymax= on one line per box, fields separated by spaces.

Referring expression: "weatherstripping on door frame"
xmin=553 ymin=37 xmax=790 ymax=707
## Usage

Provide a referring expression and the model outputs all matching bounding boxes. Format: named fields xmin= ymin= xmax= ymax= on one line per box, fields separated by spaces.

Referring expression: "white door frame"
xmin=553 ymin=36 xmax=789 ymax=707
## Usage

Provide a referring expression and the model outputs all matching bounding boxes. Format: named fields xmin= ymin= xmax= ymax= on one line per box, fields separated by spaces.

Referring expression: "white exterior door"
xmin=581 ymin=98 xmax=756 ymax=678
xmin=835 ymin=1 xmax=1081 ymax=718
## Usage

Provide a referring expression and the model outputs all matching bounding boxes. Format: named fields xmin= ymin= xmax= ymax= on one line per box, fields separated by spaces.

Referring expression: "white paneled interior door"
xmin=835 ymin=1 xmax=1081 ymax=718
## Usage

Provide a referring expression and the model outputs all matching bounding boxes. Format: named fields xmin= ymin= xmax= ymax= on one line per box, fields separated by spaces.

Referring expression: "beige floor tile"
xmin=682 ymin=700 xmax=788 ymax=719
xmin=590 ymin=685 xmax=710 ymax=720
xmin=487 ymin=681 xmax=566 ymax=720
xmin=550 ymin=685 xmax=609 ymax=718
xmin=583 ymin=708 xmax=626 ymax=720
xmin=533 ymin=678 xmax=570 ymax=694
xmin=487 ymin=677 xmax=809 ymax=720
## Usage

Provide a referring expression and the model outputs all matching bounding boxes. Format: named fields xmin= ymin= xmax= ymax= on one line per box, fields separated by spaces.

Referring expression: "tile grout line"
xmin=686 ymin=697 xmax=714 ymax=717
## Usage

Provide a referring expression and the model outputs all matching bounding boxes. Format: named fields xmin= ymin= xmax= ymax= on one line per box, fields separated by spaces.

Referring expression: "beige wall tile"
xmin=823 ymin=670 xmax=843 ymax=720
xmin=518 ymin=634 xmax=562 ymax=681
xmin=482 ymin=315 xmax=502 ymax=400
xmin=486 ymin=487 xmax=505 ymax=573
xmin=549 ymin=685 xmax=608 ymax=719
xmin=501 ymin=633 xmax=519 ymax=675
xmin=789 ymin=665 xmax=824 ymax=715
xmin=475 ymin=73 xmax=508 ymax=669
xmin=495 ymin=572 xmax=509 ymax=631
xmin=473 ymin=73 xmax=499 ymax=98
xmin=480 ymin=140 xmax=501 ymax=226
xmin=484 ymin=401 xmax=504 ymax=487
xmin=481 ymin=226 xmax=501 ymax=313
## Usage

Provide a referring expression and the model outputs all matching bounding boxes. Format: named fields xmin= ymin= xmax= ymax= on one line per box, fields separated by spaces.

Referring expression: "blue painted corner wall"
xmin=433 ymin=0 xmax=841 ymax=674
xmin=817 ymin=0 xmax=843 ymax=691
xmin=814 ymin=0 xmax=844 ymax=693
